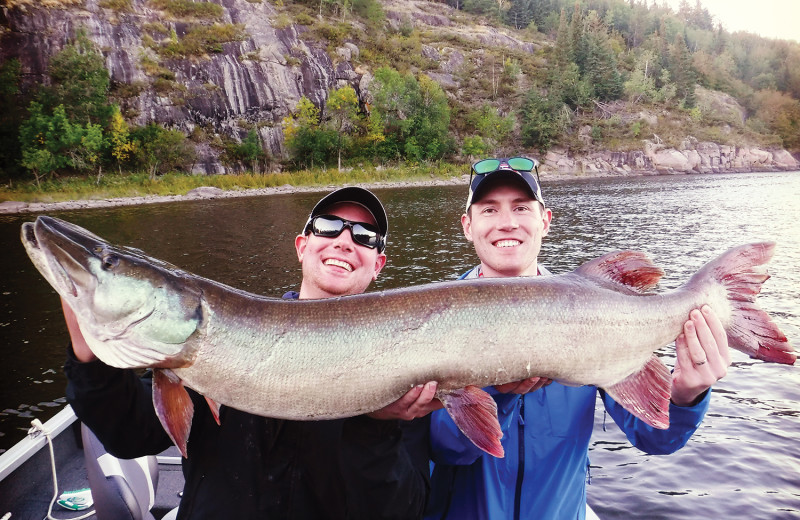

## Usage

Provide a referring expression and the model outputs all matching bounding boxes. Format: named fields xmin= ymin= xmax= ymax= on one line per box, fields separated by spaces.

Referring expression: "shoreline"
xmin=1 ymin=168 xmax=796 ymax=215
xmin=0 ymin=175 xmax=476 ymax=215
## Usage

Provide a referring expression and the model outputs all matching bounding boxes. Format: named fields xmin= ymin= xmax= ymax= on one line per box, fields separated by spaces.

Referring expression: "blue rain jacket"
xmin=425 ymin=266 xmax=711 ymax=520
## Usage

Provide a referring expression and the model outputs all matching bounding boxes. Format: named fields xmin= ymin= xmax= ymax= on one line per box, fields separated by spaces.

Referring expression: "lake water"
xmin=1 ymin=171 xmax=798 ymax=518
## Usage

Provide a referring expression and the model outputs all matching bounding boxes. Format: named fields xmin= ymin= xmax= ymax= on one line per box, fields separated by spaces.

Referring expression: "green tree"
xmin=669 ymin=32 xmax=697 ymax=108
xmin=505 ymin=0 xmax=534 ymax=30
xmin=462 ymin=135 xmax=490 ymax=158
xmin=580 ymin=11 xmax=623 ymax=101
xmin=19 ymin=103 xmax=105 ymax=185
xmin=371 ymin=68 xmax=451 ymax=161
xmin=552 ymin=9 xmax=571 ymax=69
xmin=43 ymin=30 xmax=111 ymax=125
xmin=131 ymin=123 xmax=196 ymax=179
xmin=109 ymin=106 xmax=135 ymax=173
xmin=325 ymin=85 xmax=361 ymax=170
xmin=238 ymin=130 xmax=265 ymax=173
xmin=282 ymin=97 xmax=337 ymax=168
xmin=624 ymin=50 xmax=659 ymax=103
xmin=465 ymin=104 xmax=514 ymax=154
xmin=519 ymin=89 xmax=561 ymax=153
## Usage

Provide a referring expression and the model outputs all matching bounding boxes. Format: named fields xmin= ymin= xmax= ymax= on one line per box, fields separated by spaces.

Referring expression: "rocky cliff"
xmin=2 ymin=0 xmax=358 ymax=173
xmin=1 ymin=0 xmax=797 ymax=176
xmin=544 ymin=138 xmax=799 ymax=178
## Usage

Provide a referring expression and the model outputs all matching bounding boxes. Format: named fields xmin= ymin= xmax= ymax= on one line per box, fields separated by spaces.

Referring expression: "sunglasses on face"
xmin=305 ymin=215 xmax=385 ymax=251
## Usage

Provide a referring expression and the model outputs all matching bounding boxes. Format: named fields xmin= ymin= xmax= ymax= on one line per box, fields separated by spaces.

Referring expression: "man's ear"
xmin=461 ymin=213 xmax=473 ymax=242
xmin=373 ymin=253 xmax=387 ymax=280
xmin=295 ymin=234 xmax=307 ymax=262
xmin=541 ymin=207 xmax=553 ymax=237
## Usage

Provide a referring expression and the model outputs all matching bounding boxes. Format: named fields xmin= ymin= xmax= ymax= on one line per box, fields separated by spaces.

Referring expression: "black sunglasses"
xmin=469 ymin=157 xmax=541 ymax=185
xmin=305 ymin=215 xmax=385 ymax=252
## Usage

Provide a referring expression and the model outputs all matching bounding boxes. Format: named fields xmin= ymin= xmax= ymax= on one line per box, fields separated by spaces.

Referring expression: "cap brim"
xmin=467 ymin=170 xmax=544 ymax=210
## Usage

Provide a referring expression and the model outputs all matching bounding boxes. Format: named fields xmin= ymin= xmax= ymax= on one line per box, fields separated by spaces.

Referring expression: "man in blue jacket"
xmin=425 ymin=158 xmax=731 ymax=520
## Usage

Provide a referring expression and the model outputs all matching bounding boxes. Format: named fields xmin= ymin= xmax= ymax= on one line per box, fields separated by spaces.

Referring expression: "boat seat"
xmin=80 ymin=423 xmax=159 ymax=520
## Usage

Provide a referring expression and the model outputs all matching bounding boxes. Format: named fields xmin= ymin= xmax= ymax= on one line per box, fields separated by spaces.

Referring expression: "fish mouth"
xmin=493 ymin=239 xmax=522 ymax=249
xmin=22 ymin=216 xmax=106 ymax=298
xmin=324 ymin=258 xmax=354 ymax=272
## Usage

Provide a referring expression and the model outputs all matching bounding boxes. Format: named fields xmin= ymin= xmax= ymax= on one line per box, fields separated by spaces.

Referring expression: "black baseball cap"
xmin=304 ymin=186 xmax=388 ymax=241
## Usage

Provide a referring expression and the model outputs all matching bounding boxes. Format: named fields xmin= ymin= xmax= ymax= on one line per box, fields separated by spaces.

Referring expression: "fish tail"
xmin=688 ymin=242 xmax=795 ymax=365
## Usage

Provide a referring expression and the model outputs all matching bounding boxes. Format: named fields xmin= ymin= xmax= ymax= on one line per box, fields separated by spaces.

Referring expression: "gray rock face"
xmin=543 ymin=140 xmax=799 ymax=177
xmin=1 ymin=0 xmax=358 ymax=173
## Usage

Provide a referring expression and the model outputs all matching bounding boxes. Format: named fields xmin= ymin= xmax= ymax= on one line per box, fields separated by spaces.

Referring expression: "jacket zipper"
xmin=513 ymin=396 xmax=525 ymax=520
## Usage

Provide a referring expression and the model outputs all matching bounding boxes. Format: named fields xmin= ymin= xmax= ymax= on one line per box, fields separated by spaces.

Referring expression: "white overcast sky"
xmin=656 ymin=0 xmax=800 ymax=43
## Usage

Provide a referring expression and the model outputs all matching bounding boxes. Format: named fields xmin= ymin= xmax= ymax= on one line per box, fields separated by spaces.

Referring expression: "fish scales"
xmin=175 ymin=274 xmax=711 ymax=420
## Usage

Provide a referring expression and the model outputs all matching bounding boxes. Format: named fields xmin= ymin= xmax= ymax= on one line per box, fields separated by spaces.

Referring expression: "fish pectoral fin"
xmin=153 ymin=368 xmax=194 ymax=458
xmin=574 ymin=250 xmax=664 ymax=294
xmin=205 ymin=396 xmax=222 ymax=425
xmin=437 ymin=385 xmax=504 ymax=458
xmin=604 ymin=355 xmax=672 ymax=429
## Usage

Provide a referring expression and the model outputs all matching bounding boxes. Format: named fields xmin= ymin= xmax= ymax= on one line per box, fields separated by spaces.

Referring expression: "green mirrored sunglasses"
xmin=471 ymin=157 xmax=536 ymax=175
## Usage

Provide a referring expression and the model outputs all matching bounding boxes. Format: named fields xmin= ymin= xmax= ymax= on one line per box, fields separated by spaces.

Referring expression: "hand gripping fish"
xmin=21 ymin=216 xmax=795 ymax=458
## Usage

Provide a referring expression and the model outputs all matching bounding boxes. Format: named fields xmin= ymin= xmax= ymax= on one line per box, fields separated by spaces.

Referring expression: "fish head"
xmin=22 ymin=216 xmax=203 ymax=369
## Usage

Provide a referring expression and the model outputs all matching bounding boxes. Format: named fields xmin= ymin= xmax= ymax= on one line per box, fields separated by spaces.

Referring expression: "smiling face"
xmin=295 ymin=202 xmax=387 ymax=299
xmin=462 ymin=179 xmax=552 ymax=278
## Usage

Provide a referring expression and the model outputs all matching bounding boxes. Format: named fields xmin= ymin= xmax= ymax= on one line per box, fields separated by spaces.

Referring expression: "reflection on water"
xmin=1 ymin=171 xmax=798 ymax=518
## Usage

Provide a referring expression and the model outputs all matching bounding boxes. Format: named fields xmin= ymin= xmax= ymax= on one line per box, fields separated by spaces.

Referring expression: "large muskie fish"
xmin=21 ymin=216 xmax=795 ymax=458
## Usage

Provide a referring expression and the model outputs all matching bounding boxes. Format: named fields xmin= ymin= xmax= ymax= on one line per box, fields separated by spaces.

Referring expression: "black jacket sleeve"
xmin=64 ymin=344 xmax=173 ymax=458
xmin=338 ymin=415 xmax=431 ymax=519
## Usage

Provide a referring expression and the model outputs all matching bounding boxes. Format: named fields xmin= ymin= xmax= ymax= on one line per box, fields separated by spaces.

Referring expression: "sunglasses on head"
xmin=472 ymin=157 xmax=536 ymax=175
xmin=469 ymin=157 xmax=541 ymax=186
xmin=305 ymin=215 xmax=385 ymax=251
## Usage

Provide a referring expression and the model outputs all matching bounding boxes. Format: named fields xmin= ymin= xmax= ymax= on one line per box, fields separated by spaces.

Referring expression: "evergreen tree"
xmin=669 ymin=32 xmax=697 ymax=107
xmin=519 ymin=89 xmax=561 ymax=153
xmin=580 ymin=11 xmax=623 ymax=101
xmin=553 ymin=8 xmax=571 ymax=69
xmin=568 ymin=3 xmax=584 ymax=66
xmin=505 ymin=0 xmax=534 ymax=30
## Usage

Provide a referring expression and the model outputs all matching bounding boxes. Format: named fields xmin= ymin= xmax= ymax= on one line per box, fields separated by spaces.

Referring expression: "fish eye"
xmin=101 ymin=253 xmax=119 ymax=271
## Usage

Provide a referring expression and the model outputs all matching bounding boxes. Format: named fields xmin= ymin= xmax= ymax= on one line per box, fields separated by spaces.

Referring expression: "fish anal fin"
xmin=153 ymin=368 xmax=194 ymax=458
xmin=575 ymin=251 xmax=664 ymax=293
xmin=604 ymin=355 xmax=672 ymax=429
xmin=437 ymin=385 xmax=504 ymax=458
xmin=205 ymin=396 xmax=221 ymax=425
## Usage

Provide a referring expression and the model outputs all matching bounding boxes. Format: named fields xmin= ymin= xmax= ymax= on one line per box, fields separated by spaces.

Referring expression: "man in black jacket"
xmin=63 ymin=187 xmax=439 ymax=519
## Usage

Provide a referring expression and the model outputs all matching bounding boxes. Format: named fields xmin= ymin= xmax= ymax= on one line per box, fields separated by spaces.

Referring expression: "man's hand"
xmin=495 ymin=377 xmax=552 ymax=394
xmin=368 ymin=381 xmax=442 ymax=420
xmin=671 ymin=305 xmax=731 ymax=407
xmin=61 ymin=298 xmax=96 ymax=363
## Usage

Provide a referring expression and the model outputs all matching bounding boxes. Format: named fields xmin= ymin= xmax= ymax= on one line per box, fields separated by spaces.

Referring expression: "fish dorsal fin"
xmin=436 ymin=385 xmax=504 ymax=458
xmin=604 ymin=355 xmax=672 ymax=429
xmin=153 ymin=369 xmax=194 ymax=458
xmin=574 ymin=250 xmax=664 ymax=293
